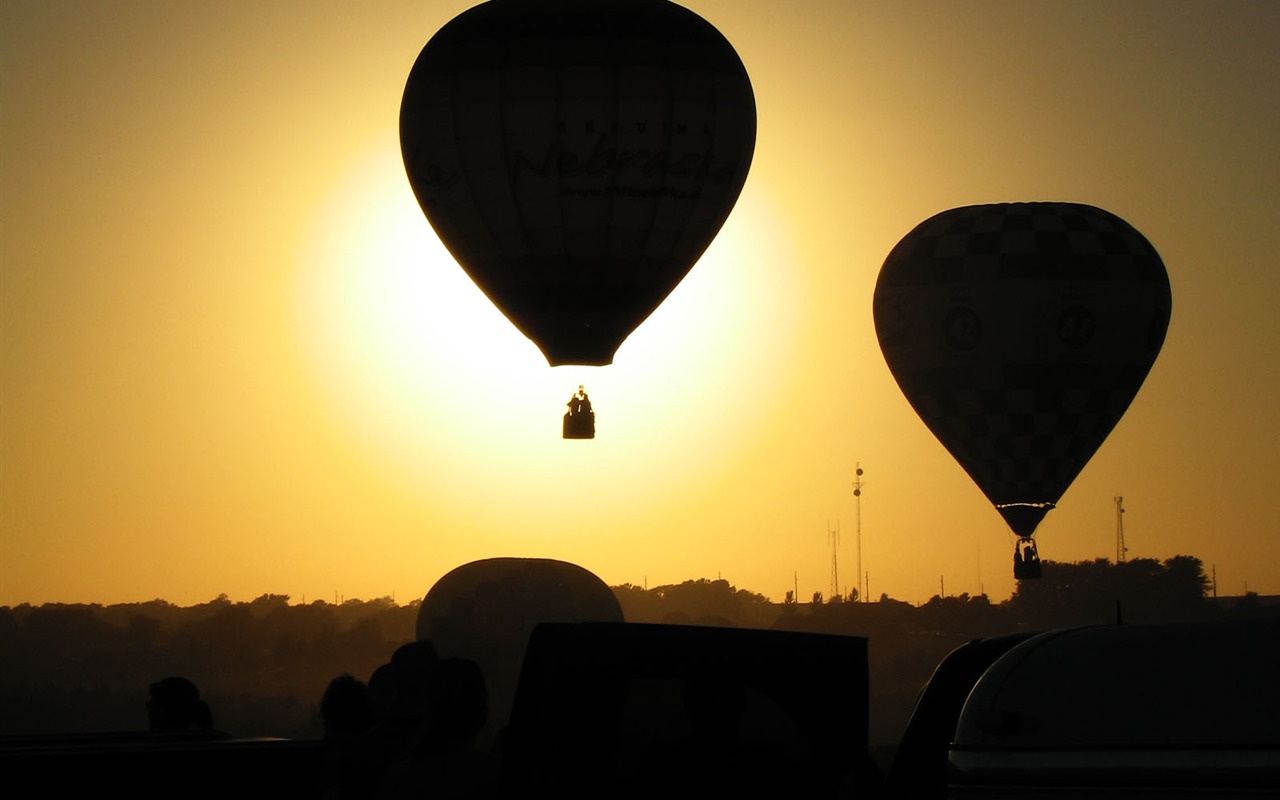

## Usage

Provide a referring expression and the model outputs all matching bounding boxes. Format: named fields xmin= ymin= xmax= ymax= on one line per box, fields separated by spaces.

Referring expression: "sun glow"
xmin=298 ymin=140 xmax=797 ymax=516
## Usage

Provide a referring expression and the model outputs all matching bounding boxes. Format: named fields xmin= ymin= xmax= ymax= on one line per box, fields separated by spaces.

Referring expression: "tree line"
xmin=1 ymin=556 xmax=1269 ymax=749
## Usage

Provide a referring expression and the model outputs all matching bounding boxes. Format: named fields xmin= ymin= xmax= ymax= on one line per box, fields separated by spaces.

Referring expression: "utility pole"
xmin=1115 ymin=495 xmax=1127 ymax=563
xmin=853 ymin=464 xmax=865 ymax=602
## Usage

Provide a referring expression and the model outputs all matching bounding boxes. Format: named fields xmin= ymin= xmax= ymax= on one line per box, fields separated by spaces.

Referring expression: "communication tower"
xmin=1115 ymin=495 xmax=1127 ymax=563
xmin=829 ymin=521 xmax=840 ymax=601
xmin=853 ymin=464 xmax=866 ymax=602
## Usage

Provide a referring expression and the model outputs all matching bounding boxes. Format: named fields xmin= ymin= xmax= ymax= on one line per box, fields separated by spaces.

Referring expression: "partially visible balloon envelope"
xmin=873 ymin=203 xmax=1171 ymax=578
xmin=400 ymin=0 xmax=757 ymax=368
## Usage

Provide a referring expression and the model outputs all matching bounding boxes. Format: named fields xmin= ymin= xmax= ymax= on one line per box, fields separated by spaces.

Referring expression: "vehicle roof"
xmin=953 ymin=615 xmax=1280 ymax=749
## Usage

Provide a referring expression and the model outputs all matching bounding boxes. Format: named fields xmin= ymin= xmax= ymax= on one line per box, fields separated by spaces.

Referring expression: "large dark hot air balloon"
xmin=400 ymin=0 xmax=756 ymax=368
xmin=873 ymin=203 xmax=1171 ymax=579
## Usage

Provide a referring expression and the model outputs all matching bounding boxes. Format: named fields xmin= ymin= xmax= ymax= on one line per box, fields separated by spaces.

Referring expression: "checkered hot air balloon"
xmin=873 ymin=203 xmax=1171 ymax=579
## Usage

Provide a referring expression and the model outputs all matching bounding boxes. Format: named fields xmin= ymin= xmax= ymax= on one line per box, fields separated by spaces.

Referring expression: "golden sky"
xmin=3 ymin=0 xmax=1278 ymax=607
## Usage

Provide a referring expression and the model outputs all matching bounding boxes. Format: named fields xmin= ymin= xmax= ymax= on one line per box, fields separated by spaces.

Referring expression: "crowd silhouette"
xmin=303 ymin=630 xmax=863 ymax=799
xmin=308 ymin=642 xmax=498 ymax=799
xmin=136 ymin=646 xmax=501 ymax=798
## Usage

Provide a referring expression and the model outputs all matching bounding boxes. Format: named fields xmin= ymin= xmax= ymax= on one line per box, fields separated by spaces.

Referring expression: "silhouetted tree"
xmin=1009 ymin=556 xmax=1213 ymax=627
xmin=1158 ymin=555 xmax=1212 ymax=614
xmin=614 ymin=579 xmax=775 ymax=628
xmin=0 ymin=596 xmax=410 ymax=737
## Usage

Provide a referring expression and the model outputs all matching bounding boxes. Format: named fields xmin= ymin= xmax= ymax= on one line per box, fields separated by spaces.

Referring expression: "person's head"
xmin=369 ymin=640 xmax=440 ymax=721
xmin=148 ymin=676 xmax=212 ymax=731
xmin=320 ymin=674 xmax=374 ymax=741
xmin=392 ymin=640 xmax=439 ymax=716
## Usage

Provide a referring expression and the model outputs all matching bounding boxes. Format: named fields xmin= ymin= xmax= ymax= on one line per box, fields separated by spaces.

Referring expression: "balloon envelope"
xmin=873 ymin=202 xmax=1171 ymax=538
xmin=415 ymin=557 xmax=623 ymax=737
xmin=401 ymin=0 xmax=757 ymax=366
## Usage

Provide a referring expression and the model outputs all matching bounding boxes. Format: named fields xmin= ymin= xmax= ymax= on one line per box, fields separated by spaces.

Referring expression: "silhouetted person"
xmin=341 ymin=640 xmax=440 ymax=800
xmin=147 ymin=675 xmax=213 ymax=732
xmin=379 ymin=657 xmax=499 ymax=799
xmin=381 ymin=639 xmax=440 ymax=722
xmin=321 ymin=674 xmax=376 ymax=743
xmin=319 ymin=674 xmax=377 ymax=800
xmin=1014 ymin=539 xmax=1042 ymax=579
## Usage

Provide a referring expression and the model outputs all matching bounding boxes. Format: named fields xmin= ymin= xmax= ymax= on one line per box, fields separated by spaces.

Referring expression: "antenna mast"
xmin=1115 ymin=495 xmax=1127 ymax=563
xmin=829 ymin=521 xmax=840 ymax=600
xmin=853 ymin=464 xmax=865 ymax=602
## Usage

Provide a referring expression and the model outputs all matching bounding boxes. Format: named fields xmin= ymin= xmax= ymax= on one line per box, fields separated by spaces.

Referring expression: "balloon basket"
xmin=563 ymin=412 xmax=595 ymax=440
xmin=563 ymin=384 xmax=595 ymax=439
xmin=1013 ymin=537 xmax=1042 ymax=580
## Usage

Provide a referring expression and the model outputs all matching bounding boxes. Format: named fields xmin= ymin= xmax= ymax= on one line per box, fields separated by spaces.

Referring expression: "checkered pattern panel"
xmin=903 ymin=369 xmax=1139 ymax=508
xmin=874 ymin=203 xmax=1171 ymax=535
xmin=878 ymin=202 xmax=1167 ymax=287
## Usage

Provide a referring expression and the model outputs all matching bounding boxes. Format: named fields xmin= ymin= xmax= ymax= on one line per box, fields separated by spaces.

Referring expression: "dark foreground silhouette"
xmin=3 ymin=615 xmax=1279 ymax=798
xmin=5 ymin=614 xmax=1274 ymax=793
xmin=1 ymin=556 xmax=1274 ymax=798
xmin=911 ymin=616 xmax=1280 ymax=798
xmin=0 ymin=623 xmax=875 ymax=799
xmin=498 ymin=622 xmax=877 ymax=800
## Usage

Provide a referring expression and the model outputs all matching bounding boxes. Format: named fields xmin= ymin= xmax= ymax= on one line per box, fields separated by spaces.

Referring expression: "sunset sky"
xmin=3 ymin=0 xmax=1277 ymax=608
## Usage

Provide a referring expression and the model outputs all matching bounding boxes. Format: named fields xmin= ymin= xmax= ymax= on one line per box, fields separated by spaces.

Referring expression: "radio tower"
xmin=853 ymin=464 xmax=865 ymax=602
xmin=829 ymin=521 xmax=840 ymax=601
xmin=1115 ymin=495 xmax=1127 ymax=563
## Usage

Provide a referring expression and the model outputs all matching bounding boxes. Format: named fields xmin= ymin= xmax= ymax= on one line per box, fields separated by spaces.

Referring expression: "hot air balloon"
xmin=399 ymin=0 xmax=757 ymax=372
xmin=415 ymin=558 xmax=623 ymax=739
xmin=873 ymin=203 xmax=1171 ymax=579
